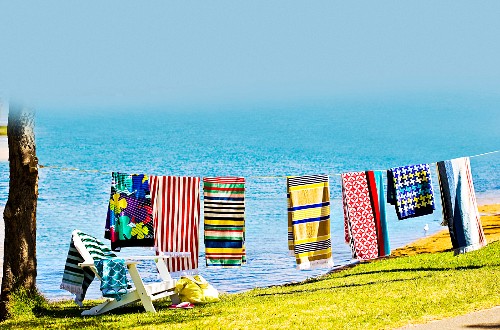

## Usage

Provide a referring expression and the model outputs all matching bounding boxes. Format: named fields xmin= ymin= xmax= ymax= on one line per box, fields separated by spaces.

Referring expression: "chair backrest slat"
xmin=72 ymin=230 xmax=117 ymax=264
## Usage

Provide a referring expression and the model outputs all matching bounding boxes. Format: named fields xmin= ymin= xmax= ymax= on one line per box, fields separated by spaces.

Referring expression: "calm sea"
xmin=1 ymin=95 xmax=499 ymax=300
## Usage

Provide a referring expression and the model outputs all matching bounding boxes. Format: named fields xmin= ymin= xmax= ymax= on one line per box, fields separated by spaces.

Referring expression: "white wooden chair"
xmin=71 ymin=230 xmax=189 ymax=316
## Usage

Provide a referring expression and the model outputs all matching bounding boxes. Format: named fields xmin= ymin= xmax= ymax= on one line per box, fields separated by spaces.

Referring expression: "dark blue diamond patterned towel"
xmin=387 ymin=163 xmax=435 ymax=220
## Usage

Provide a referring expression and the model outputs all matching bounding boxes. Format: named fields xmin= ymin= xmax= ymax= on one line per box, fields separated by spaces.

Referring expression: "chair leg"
xmin=127 ymin=263 xmax=156 ymax=313
xmin=170 ymin=293 xmax=181 ymax=305
xmin=81 ymin=291 xmax=140 ymax=316
xmin=154 ymin=257 xmax=180 ymax=305
xmin=155 ymin=257 xmax=174 ymax=282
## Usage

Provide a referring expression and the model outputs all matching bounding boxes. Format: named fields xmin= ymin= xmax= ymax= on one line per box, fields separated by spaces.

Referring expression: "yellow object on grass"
xmin=174 ymin=275 xmax=219 ymax=304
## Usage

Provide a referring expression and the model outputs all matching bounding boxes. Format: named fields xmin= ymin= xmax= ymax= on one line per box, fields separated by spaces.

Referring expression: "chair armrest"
xmin=78 ymin=260 xmax=138 ymax=267
xmin=77 ymin=253 xmax=191 ymax=267
xmin=78 ymin=262 xmax=96 ymax=268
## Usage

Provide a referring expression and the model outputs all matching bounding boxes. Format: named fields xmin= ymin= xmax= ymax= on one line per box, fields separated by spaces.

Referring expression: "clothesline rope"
xmin=469 ymin=150 xmax=500 ymax=158
xmin=37 ymin=149 xmax=500 ymax=178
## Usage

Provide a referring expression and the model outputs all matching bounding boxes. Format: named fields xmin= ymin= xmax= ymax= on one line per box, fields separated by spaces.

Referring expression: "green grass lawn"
xmin=3 ymin=241 xmax=499 ymax=329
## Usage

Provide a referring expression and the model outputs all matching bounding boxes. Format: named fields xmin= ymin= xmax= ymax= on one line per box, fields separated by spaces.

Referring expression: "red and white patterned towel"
xmin=150 ymin=176 xmax=201 ymax=276
xmin=341 ymin=172 xmax=379 ymax=260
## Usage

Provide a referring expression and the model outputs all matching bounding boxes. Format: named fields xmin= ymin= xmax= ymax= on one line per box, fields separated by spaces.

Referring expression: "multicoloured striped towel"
xmin=287 ymin=174 xmax=333 ymax=270
xmin=203 ymin=177 xmax=246 ymax=268
xmin=342 ymin=172 xmax=378 ymax=260
xmin=150 ymin=176 xmax=201 ymax=276
xmin=387 ymin=164 xmax=435 ymax=220
xmin=105 ymin=172 xmax=154 ymax=251
xmin=437 ymin=157 xmax=487 ymax=255
xmin=61 ymin=230 xmax=117 ymax=305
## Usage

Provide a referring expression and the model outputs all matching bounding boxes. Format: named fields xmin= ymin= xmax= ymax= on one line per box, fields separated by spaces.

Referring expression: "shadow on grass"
xmin=2 ymin=300 xmax=215 ymax=329
xmin=272 ymin=264 xmax=491 ymax=289
xmin=332 ymin=265 xmax=488 ymax=279
xmin=254 ymin=274 xmax=433 ymax=297
xmin=0 ymin=305 xmax=213 ymax=329
xmin=33 ymin=302 xmax=144 ymax=318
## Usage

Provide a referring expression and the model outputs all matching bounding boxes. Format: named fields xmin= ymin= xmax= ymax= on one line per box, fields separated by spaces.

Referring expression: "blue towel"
xmin=94 ymin=258 xmax=129 ymax=301
xmin=436 ymin=157 xmax=487 ymax=254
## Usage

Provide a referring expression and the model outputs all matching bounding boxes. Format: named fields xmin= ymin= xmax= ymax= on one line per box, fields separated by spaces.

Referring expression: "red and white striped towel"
xmin=150 ymin=176 xmax=201 ymax=276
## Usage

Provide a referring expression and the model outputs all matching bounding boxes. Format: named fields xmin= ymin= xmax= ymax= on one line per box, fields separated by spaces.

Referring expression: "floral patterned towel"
xmin=105 ymin=172 xmax=154 ymax=251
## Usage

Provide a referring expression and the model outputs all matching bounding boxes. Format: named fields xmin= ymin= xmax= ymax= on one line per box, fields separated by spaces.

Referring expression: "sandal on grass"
xmin=168 ymin=302 xmax=194 ymax=309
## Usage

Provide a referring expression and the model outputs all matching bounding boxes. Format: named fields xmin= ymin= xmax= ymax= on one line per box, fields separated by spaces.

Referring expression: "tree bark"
xmin=0 ymin=105 xmax=38 ymax=320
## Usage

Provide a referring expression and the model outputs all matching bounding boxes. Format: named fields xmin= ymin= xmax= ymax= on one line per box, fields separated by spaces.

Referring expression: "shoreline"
xmin=0 ymin=194 xmax=499 ymax=301
xmin=276 ymin=202 xmax=500 ymax=289
xmin=391 ymin=203 xmax=500 ymax=257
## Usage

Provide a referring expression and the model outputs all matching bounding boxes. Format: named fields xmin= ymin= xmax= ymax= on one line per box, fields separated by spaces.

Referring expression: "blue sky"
xmin=1 ymin=1 xmax=500 ymax=109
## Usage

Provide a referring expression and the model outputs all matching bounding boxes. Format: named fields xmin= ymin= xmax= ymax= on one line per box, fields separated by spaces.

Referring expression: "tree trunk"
xmin=0 ymin=105 xmax=38 ymax=320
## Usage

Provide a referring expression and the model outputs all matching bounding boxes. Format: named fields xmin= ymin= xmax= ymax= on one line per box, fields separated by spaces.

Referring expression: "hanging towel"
xmin=203 ymin=177 xmax=246 ymax=267
xmin=150 ymin=176 xmax=201 ymax=276
xmin=60 ymin=235 xmax=97 ymax=304
xmin=436 ymin=157 xmax=487 ymax=255
xmin=61 ymin=230 xmax=117 ymax=306
xmin=94 ymin=258 xmax=129 ymax=301
xmin=387 ymin=164 xmax=435 ymax=220
xmin=372 ymin=171 xmax=391 ymax=256
xmin=105 ymin=172 xmax=154 ymax=251
xmin=341 ymin=172 xmax=379 ymax=260
xmin=287 ymin=174 xmax=333 ymax=270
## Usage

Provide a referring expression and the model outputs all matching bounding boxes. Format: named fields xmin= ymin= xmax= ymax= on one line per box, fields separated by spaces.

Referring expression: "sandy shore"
xmin=392 ymin=204 xmax=500 ymax=256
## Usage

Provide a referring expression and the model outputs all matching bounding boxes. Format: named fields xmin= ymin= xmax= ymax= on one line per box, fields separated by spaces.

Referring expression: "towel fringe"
xmin=296 ymin=258 xmax=334 ymax=270
xmin=60 ymin=283 xmax=84 ymax=295
xmin=156 ymin=251 xmax=192 ymax=258
xmin=171 ymin=269 xmax=199 ymax=278
xmin=454 ymin=241 xmax=488 ymax=255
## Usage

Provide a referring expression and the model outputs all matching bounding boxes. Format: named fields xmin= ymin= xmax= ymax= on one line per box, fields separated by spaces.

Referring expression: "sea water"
xmin=1 ymin=95 xmax=499 ymax=300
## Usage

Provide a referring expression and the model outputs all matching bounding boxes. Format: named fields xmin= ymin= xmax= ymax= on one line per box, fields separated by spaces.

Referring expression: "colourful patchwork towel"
xmin=342 ymin=171 xmax=379 ymax=260
xmin=61 ymin=230 xmax=117 ymax=306
xmin=387 ymin=164 xmax=435 ymax=220
xmin=437 ymin=157 xmax=487 ymax=255
xmin=94 ymin=258 xmax=129 ymax=301
xmin=203 ymin=177 xmax=246 ymax=268
xmin=150 ymin=176 xmax=201 ymax=276
xmin=105 ymin=172 xmax=154 ymax=251
xmin=287 ymin=174 xmax=333 ymax=270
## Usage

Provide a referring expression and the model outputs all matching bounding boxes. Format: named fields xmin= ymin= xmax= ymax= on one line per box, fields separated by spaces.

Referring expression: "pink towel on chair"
xmin=150 ymin=176 xmax=201 ymax=276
